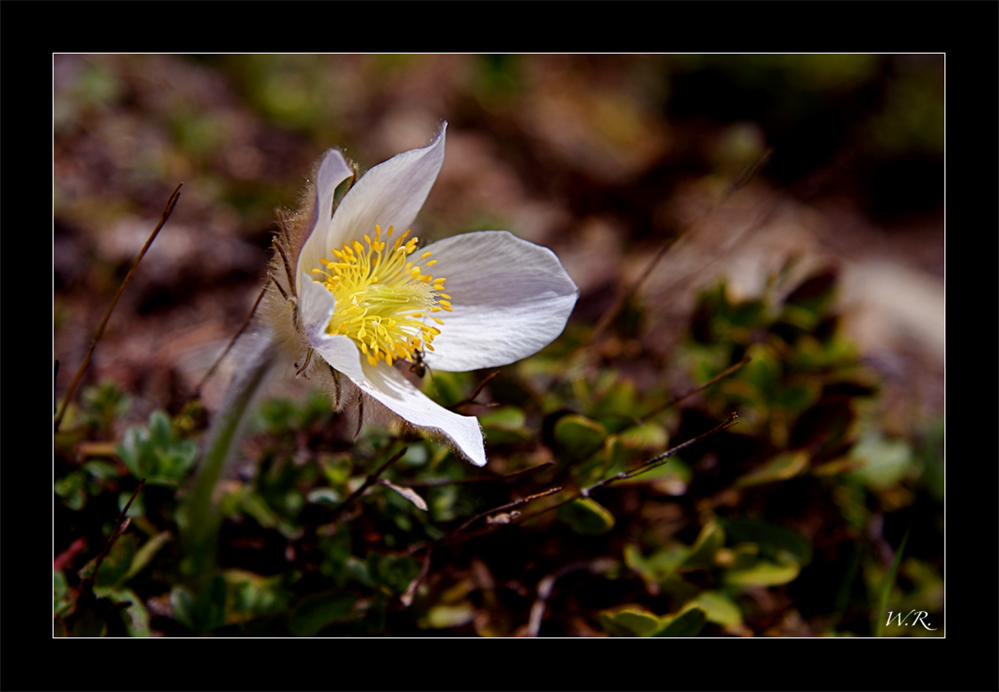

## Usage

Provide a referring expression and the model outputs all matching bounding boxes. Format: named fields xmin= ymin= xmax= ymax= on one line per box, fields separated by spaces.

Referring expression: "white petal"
xmin=325 ymin=123 xmax=447 ymax=252
xmin=301 ymin=274 xmax=487 ymax=467
xmin=357 ymin=361 xmax=487 ymax=467
xmin=296 ymin=149 xmax=354 ymax=297
xmin=298 ymin=275 xmax=370 ymax=381
xmin=298 ymin=272 xmax=338 ymax=343
xmin=419 ymin=231 xmax=579 ymax=372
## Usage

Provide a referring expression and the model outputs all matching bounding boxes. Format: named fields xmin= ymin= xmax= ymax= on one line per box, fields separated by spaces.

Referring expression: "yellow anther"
xmin=317 ymin=226 xmax=449 ymax=367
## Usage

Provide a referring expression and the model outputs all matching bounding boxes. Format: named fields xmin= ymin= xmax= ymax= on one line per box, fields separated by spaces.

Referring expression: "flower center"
xmin=313 ymin=225 xmax=451 ymax=367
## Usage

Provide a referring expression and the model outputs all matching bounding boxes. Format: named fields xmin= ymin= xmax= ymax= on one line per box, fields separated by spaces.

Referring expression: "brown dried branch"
xmin=580 ymin=147 xmax=774 ymax=355
xmin=399 ymin=460 xmax=554 ymax=488
xmin=449 ymin=486 xmax=565 ymax=538
xmin=333 ymin=447 xmax=407 ymax=521
xmin=527 ymin=558 xmax=618 ymax=636
xmin=78 ymin=479 xmax=145 ymax=589
xmin=581 ymin=412 xmax=741 ymax=497
xmin=55 ymin=185 xmax=183 ymax=432
xmin=450 ymin=371 xmax=501 ymax=411
xmin=194 ymin=281 xmax=269 ymax=398
xmin=647 ymin=355 xmax=753 ymax=418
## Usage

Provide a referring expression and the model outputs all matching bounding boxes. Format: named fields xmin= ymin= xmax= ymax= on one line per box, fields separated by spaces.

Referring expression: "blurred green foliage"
xmin=54 ymin=266 xmax=942 ymax=636
xmin=117 ymin=411 xmax=198 ymax=488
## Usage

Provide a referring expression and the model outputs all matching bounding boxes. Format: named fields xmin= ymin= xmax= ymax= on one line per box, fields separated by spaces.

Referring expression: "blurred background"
xmin=54 ymin=53 xmax=942 ymax=421
xmin=54 ymin=54 xmax=943 ymax=637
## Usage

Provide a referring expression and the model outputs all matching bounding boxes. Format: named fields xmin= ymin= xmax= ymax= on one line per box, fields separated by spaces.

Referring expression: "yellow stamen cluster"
xmin=313 ymin=225 xmax=452 ymax=367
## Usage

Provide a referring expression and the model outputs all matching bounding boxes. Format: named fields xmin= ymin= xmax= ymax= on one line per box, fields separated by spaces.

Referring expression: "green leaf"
xmin=419 ymin=602 xmax=477 ymax=630
xmin=371 ymin=553 xmax=421 ymax=594
xmin=115 ymin=410 xmax=198 ymax=486
xmin=613 ymin=455 xmax=690 ymax=495
xmin=125 ymin=532 xmax=171 ymax=582
xmin=624 ymin=543 xmax=689 ymax=585
xmin=93 ymin=535 xmax=137 ymax=589
xmin=721 ymin=518 xmax=813 ymax=566
xmin=479 ymin=405 xmax=526 ymax=431
xmin=654 ymin=606 xmax=707 ymax=637
xmin=289 ymin=591 xmax=358 ymax=636
xmin=478 ymin=406 xmax=530 ymax=443
xmin=170 ymin=575 xmax=227 ymax=634
xmin=773 ymin=381 xmax=822 ymax=416
xmin=687 ymin=591 xmax=743 ymax=627
xmin=735 ymin=450 xmax=810 ymax=487
xmin=599 ymin=607 xmax=662 ymax=637
xmin=557 ymin=498 xmax=615 ymax=535
xmin=740 ymin=343 xmax=782 ymax=395
xmin=618 ymin=421 xmax=668 ymax=450
xmin=849 ymin=431 xmax=914 ymax=489
xmin=683 ymin=520 xmax=725 ymax=567
xmin=724 ymin=560 xmax=800 ymax=588
xmin=874 ymin=529 xmax=910 ymax=637
xmin=588 ymin=373 xmax=640 ymax=422
xmin=307 ymin=487 xmax=341 ymax=506
xmin=99 ymin=588 xmax=151 ymax=637
xmin=55 ymin=471 xmax=88 ymax=510
xmin=320 ymin=454 xmax=353 ymax=485
xmin=169 ymin=585 xmax=197 ymax=632
xmin=421 ymin=369 xmax=467 ymax=406
xmin=54 ymin=570 xmax=73 ymax=618
xmin=553 ymin=414 xmax=607 ymax=460
xmin=196 ymin=575 xmax=228 ymax=633
xmin=225 ymin=570 xmax=292 ymax=621
xmin=79 ymin=379 xmax=132 ymax=432
xmin=790 ymin=399 xmax=855 ymax=454
xmin=783 ymin=268 xmax=838 ymax=316
xmin=86 ymin=460 xmax=123 ymax=483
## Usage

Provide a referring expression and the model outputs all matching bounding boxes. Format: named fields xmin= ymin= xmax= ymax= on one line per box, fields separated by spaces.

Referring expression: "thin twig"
xmin=79 ymin=479 xmax=146 ymax=589
xmin=644 ymin=193 xmax=783 ymax=317
xmin=400 ymin=417 xmax=737 ymax=598
xmin=328 ymin=364 xmax=342 ymax=409
xmin=582 ymin=412 xmax=741 ymax=496
xmin=406 ymin=484 xmax=567 ymax=556
xmin=295 ymin=348 xmax=314 ymax=378
xmin=580 ymin=148 xmax=774 ymax=354
xmin=272 ymin=236 xmax=297 ymax=300
xmin=527 ymin=558 xmax=618 ymax=636
xmin=400 ymin=545 xmax=434 ymax=607
xmin=449 ymin=486 xmax=564 ymax=538
xmin=268 ymin=272 xmax=290 ymax=301
xmin=194 ymin=281 xmax=269 ymax=398
xmin=647 ymin=356 xmax=753 ymax=418
xmin=334 ymin=447 xmax=408 ymax=521
xmin=450 ymin=371 xmax=501 ymax=411
xmin=398 ymin=460 xmax=554 ymax=488
xmin=354 ymin=396 xmax=364 ymax=440
xmin=55 ymin=184 xmax=183 ymax=432
xmin=505 ymin=413 xmax=741 ymax=531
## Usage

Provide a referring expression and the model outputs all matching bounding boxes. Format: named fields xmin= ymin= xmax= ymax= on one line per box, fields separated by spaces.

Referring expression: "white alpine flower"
xmin=272 ymin=123 xmax=578 ymax=466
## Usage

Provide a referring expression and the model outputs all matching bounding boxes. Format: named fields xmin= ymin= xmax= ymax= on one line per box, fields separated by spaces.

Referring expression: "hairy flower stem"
xmin=180 ymin=332 xmax=277 ymax=589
